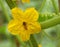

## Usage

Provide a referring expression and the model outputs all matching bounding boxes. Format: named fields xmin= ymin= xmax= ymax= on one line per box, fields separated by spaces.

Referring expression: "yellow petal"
xmin=38 ymin=44 xmax=42 ymax=47
xmin=19 ymin=31 xmax=30 ymax=41
xmin=11 ymin=7 xmax=24 ymax=21
xmin=28 ymin=22 xmax=41 ymax=34
xmin=24 ymin=8 xmax=39 ymax=21
xmin=22 ymin=0 xmax=30 ymax=3
xmin=8 ymin=19 xmax=22 ymax=35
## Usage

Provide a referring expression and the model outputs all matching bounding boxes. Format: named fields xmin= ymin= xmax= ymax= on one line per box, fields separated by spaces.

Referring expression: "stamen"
xmin=23 ymin=22 xmax=27 ymax=30
xmin=23 ymin=22 xmax=26 ymax=25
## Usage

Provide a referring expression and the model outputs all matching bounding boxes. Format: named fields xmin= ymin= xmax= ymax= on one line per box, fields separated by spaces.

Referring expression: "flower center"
xmin=23 ymin=22 xmax=27 ymax=30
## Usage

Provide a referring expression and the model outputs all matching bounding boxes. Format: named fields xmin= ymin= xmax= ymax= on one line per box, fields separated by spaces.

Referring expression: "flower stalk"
xmin=30 ymin=35 xmax=38 ymax=47
xmin=40 ymin=16 xmax=60 ymax=29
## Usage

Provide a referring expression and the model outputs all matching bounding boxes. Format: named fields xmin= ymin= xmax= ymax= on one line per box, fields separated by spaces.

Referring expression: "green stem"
xmin=16 ymin=36 xmax=26 ymax=47
xmin=0 ymin=0 xmax=10 ymax=22
xmin=51 ymin=0 xmax=59 ymax=14
xmin=30 ymin=35 xmax=38 ymax=47
xmin=28 ymin=40 xmax=33 ymax=47
xmin=40 ymin=16 xmax=60 ymax=29
xmin=0 ymin=0 xmax=15 ymax=47
xmin=39 ymin=0 xmax=46 ymax=12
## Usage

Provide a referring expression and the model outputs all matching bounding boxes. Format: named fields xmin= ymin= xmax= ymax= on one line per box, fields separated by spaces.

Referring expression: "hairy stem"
xmin=40 ymin=16 xmax=60 ymax=29
xmin=30 ymin=35 xmax=38 ymax=47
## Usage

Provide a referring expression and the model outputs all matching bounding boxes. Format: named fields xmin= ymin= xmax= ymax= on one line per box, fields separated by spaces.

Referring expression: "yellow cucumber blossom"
xmin=22 ymin=0 xmax=30 ymax=3
xmin=8 ymin=7 xmax=41 ymax=41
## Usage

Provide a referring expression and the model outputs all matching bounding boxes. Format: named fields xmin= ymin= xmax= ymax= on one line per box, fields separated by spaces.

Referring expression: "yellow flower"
xmin=22 ymin=0 xmax=30 ymax=3
xmin=38 ymin=44 xmax=42 ymax=47
xmin=8 ymin=7 xmax=41 ymax=41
